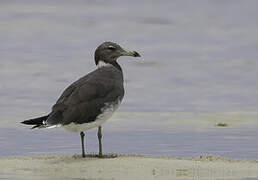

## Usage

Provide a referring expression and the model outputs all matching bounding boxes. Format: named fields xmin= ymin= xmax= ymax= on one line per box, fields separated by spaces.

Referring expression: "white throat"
xmin=97 ymin=60 xmax=113 ymax=68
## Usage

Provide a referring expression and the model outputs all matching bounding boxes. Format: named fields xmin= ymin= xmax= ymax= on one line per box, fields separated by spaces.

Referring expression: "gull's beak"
xmin=121 ymin=49 xmax=141 ymax=57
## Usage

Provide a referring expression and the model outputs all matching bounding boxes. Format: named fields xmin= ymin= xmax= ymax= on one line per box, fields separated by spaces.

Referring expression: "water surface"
xmin=1 ymin=0 xmax=258 ymax=162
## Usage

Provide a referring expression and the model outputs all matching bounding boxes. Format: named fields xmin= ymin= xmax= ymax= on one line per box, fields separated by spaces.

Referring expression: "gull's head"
xmin=94 ymin=42 xmax=141 ymax=66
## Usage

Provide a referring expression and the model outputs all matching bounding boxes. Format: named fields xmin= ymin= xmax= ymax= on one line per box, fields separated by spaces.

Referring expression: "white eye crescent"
xmin=108 ymin=45 xmax=116 ymax=50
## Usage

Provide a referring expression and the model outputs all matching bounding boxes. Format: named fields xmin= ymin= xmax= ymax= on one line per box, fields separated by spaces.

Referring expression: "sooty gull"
xmin=21 ymin=42 xmax=141 ymax=158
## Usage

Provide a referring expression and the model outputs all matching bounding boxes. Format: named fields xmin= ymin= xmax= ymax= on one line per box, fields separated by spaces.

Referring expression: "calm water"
xmin=1 ymin=0 xmax=258 ymax=163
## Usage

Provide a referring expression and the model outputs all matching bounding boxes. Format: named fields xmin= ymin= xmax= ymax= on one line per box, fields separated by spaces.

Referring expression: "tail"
xmin=21 ymin=115 xmax=49 ymax=129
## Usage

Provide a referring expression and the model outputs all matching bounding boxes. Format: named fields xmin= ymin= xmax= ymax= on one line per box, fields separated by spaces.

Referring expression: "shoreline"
xmin=1 ymin=154 xmax=258 ymax=180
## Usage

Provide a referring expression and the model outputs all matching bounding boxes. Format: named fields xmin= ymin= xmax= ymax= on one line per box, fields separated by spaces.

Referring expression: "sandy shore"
xmin=1 ymin=154 xmax=258 ymax=180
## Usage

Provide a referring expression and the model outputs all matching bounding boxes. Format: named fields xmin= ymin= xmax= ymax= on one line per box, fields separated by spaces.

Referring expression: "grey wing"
xmin=46 ymin=70 xmax=124 ymax=126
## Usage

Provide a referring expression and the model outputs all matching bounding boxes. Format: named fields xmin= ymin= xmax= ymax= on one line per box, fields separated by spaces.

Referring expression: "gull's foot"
xmin=73 ymin=153 xmax=118 ymax=159
xmin=97 ymin=153 xmax=118 ymax=158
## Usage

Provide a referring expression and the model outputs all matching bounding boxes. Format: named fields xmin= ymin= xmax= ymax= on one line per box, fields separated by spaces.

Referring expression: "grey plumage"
xmin=21 ymin=41 xmax=141 ymax=157
xmin=48 ymin=65 xmax=124 ymax=126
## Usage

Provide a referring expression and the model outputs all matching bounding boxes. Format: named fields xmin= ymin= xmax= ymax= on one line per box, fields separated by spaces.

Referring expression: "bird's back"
xmin=46 ymin=65 xmax=124 ymax=127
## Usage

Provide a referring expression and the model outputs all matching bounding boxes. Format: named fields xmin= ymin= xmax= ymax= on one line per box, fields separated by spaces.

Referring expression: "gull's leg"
xmin=98 ymin=126 xmax=103 ymax=157
xmin=80 ymin=131 xmax=86 ymax=158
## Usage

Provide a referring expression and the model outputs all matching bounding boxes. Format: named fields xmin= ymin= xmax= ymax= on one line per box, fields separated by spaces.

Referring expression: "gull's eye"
xmin=107 ymin=46 xmax=116 ymax=50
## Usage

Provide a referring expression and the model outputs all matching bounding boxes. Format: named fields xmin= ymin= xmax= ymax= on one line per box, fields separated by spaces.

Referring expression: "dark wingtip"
xmin=21 ymin=120 xmax=32 ymax=125
xmin=21 ymin=120 xmax=44 ymax=129
xmin=21 ymin=115 xmax=49 ymax=126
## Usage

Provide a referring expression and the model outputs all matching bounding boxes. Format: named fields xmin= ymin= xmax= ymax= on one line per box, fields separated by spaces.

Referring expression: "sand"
xmin=1 ymin=154 xmax=258 ymax=180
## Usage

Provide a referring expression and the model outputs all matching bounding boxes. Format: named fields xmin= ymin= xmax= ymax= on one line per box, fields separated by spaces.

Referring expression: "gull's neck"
xmin=97 ymin=60 xmax=122 ymax=72
xmin=97 ymin=61 xmax=113 ymax=69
